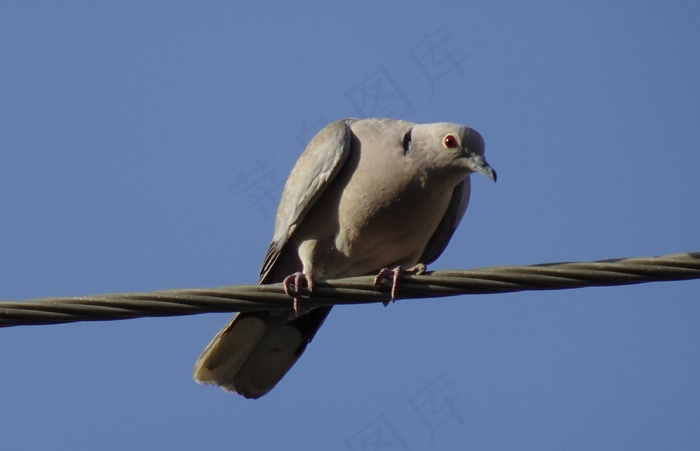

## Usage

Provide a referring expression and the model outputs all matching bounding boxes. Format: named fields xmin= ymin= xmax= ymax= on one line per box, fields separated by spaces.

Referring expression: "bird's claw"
xmin=374 ymin=264 xmax=426 ymax=306
xmin=283 ymin=272 xmax=314 ymax=316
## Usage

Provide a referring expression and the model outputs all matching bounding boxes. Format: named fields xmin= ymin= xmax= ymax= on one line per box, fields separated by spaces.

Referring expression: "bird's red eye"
xmin=444 ymin=134 xmax=459 ymax=149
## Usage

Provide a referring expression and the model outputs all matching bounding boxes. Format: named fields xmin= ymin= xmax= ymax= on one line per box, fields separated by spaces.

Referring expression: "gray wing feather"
xmin=419 ymin=177 xmax=472 ymax=265
xmin=259 ymin=119 xmax=354 ymax=283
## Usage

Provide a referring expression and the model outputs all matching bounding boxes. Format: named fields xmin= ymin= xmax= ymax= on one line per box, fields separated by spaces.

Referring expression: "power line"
xmin=1 ymin=252 xmax=698 ymax=328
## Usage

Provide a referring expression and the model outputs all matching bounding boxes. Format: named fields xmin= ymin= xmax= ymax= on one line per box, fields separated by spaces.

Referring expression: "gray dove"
xmin=193 ymin=118 xmax=496 ymax=399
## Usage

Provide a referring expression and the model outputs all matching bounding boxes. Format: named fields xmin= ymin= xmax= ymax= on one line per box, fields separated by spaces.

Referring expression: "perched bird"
xmin=193 ymin=118 xmax=496 ymax=398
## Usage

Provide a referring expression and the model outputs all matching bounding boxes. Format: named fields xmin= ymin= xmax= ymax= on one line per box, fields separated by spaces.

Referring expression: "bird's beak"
xmin=466 ymin=154 xmax=497 ymax=182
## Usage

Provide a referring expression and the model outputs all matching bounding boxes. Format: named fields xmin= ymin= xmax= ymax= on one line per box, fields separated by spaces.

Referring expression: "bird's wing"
xmin=419 ymin=177 xmax=472 ymax=265
xmin=259 ymin=119 xmax=354 ymax=283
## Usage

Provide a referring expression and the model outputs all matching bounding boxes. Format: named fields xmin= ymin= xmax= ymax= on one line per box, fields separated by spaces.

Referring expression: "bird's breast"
xmin=294 ymin=169 xmax=461 ymax=279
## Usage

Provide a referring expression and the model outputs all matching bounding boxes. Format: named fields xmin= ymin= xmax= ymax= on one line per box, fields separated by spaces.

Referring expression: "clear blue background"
xmin=1 ymin=1 xmax=699 ymax=450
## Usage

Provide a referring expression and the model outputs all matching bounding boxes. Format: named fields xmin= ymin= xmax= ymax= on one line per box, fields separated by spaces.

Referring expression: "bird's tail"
xmin=192 ymin=307 xmax=332 ymax=399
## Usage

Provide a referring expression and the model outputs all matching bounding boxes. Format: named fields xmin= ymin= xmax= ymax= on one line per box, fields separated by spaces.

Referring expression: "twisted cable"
xmin=1 ymin=252 xmax=698 ymax=328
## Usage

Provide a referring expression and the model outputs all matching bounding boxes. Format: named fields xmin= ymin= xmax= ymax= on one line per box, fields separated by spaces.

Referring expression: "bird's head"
xmin=407 ymin=123 xmax=497 ymax=182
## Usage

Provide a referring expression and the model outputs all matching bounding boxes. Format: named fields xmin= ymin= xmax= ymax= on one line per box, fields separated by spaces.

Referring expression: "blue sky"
xmin=1 ymin=1 xmax=699 ymax=450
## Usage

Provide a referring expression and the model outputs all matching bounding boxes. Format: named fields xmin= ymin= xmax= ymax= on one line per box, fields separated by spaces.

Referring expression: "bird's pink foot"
xmin=374 ymin=264 xmax=426 ymax=306
xmin=283 ymin=272 xmax=315 ymax=315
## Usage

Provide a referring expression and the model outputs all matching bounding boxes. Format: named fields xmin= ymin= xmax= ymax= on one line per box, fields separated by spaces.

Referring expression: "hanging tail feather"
xmin=193 ymin=307 xmax=331 ymax=399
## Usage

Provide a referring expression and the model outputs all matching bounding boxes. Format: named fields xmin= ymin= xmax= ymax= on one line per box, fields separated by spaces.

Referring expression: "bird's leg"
xmin=377 ymin=267 xmax=403 ymax=305
xmin=374 ymin=263 xmax=426 ymax=306
xmin=282 ymin=272 xmax=315 ymax=316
